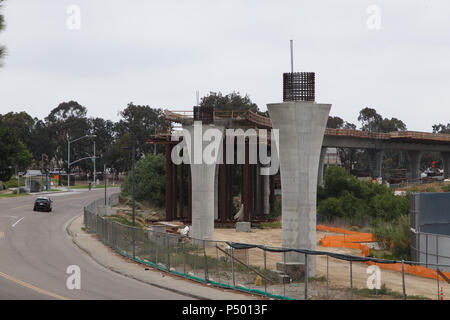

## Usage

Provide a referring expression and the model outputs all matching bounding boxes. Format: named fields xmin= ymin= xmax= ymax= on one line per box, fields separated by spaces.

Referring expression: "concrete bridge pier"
xmin=368 ymin=149 xmax=383 ymax=179
xmin=318 ymin=147 xmax=327 ymax=186
xmin=441 ymin=152 xmax=450 ymax=180
xmin=183 ymin=123 xmax=224 ymax=241
xmin=267 ymin=101 xmax=331 ymax=277
xmin=214 ymin=165 xmax=219 ymax=220
xmin=263 ymin=173 xmax=270 ymax=215
xmin=407 ymin=150 xmax=423 ymax=182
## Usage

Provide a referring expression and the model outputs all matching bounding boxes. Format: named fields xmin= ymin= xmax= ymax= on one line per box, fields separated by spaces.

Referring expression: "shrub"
xmin=318 ymin=166 xmax=409 ymax=221
xmin=121 ymin=154 xmax=166 ymax=207
xmin=268 ymin=198 xmax=281 ymax=219
xmin=371 ymin=214 xmax=411 ymax=260
xmin=317 ymin=197 xmax=343 ymax=219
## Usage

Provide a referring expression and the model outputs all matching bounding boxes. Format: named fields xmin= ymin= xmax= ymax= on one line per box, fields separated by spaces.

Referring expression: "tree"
xmin=326 ymin=116 xmax=344 ymax=129
xmin=200 ymin=91 xmax=259 ymax=113
xmin=0 ymin=0 xmax=6 ymax=66
xmin=432 ymin=123 xmax=450 ymax=134
xmin=29 ymin=119 xmax=55 ymax=166
xmin=358 ymin=107 xmax=383 ymax=132
xmin=326 ymin=116 xmax=358 ymax=172
xmin=379 ymin=117 xmax=407 ymax=133
xmin=116 ymin=103 xmax=169 ymax=160
xmin=89 ymin=117 xmax=115 ymax=172
xmin=45 ymin=101 xmax=91 ymax=172
xmin=120 ymin=154 xmax=166 ymax=207
xmin=0 ymin=125 xmax=33 ymax=181
xmin=0 ymin=112 xmax=35 ymax=147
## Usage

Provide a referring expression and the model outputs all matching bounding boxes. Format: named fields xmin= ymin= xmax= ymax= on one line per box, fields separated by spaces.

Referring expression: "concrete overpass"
xmin=165 ymin=109 xmax=450 ymax=182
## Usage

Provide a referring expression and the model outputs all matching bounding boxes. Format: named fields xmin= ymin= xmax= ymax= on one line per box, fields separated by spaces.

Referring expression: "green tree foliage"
xmin=432 ymin=123 xmax=450 ymax=134
xmin=200 ymin=91 xmax=259 ymax=113
xmin=371 ymin=214 xmax=411 ymax=260
xmin=358 ymin=107 xmax=383 ymax=132
xmin=115 ymin=103 xmax=169 ymax=162
xmin=89 ymin=117 xmax=115 ymax=171
xmin=0 ymin=112 xmax=35 ymax=146
xmin=358 ymin=107 xmax=407 ymax=133
xmin=326 ymin=116 xmax=344 ymax=129
xmin=317 ymin=166 xmax=409 ymax=221
xmin=379 ymin=117 xmax=407 ymax=133
xmin=120 ymin=154 xmax=166 ymax=207
xmin=0 ymin=126 xmax=33 ymax=181
xmin=46 ymin=101 xmax=92 ymax=172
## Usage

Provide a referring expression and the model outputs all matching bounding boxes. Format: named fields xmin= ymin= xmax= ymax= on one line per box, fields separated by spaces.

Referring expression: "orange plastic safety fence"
xmin=317 ymin=224 xmax=450 ymax=280
xmin=317 ymin=225 xmax=361 ymax=235
xmin=317 ymin=225 xmax=373 ymax=257
xmin=367 ymin=261 xmax=450 ymax=282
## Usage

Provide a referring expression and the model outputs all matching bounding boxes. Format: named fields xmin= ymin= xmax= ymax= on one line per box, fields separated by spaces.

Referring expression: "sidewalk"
xmin=67 ymin=214 xmax=264 ymax=300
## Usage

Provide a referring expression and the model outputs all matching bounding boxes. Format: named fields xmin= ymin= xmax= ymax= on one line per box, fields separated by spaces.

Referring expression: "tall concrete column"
xmin=263 ymin=174 xmax=270 ymax=215
xmin=214 ymin=164 xmax=219 ymax=220
xmin=441 ymin=152 xmax=450 ymax=180
xmin=267 ymin=101 xmax=331 ymax=276
xmin=407 ymin=150 xmax=423 ymax=182
xmin=183 ymin=123 xmax=224 ymax=241
xmin=368 ymin=149 xmax=383 ymax=179
xmin=318 ymin=147 xmax=327 ymax=186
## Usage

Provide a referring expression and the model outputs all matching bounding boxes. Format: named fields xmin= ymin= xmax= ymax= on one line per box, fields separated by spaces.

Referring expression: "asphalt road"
xmin=0 ymin=188 xmax=192 ymax=300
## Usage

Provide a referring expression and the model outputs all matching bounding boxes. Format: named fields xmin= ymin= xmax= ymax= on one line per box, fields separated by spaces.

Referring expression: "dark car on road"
xmin=33 ymin=197 xmax=53 ymax=212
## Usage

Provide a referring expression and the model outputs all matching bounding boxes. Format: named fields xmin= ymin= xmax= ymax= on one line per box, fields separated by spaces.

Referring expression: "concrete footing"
xmin=235 ymin=222 xmax=251 ymax=232
xmin=276 ymin=262 xmax=305 ymax=281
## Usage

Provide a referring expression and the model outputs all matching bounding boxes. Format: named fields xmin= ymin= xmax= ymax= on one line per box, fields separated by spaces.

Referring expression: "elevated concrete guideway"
xmin=164 ymin=109 xmax=450 ymax=180
xmin=166 ymin=109 xmax=450 ymax=152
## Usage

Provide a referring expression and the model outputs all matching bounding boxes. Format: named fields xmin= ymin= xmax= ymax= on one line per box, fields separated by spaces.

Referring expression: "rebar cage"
xmin=283 ymin=72 xmax=315 ymax=102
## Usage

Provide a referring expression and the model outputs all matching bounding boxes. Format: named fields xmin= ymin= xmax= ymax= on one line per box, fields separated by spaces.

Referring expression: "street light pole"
xmin=68 ymin=139 xmax=71 ymax=190
xmin=67 ymin=134 xmax=96 ymax=191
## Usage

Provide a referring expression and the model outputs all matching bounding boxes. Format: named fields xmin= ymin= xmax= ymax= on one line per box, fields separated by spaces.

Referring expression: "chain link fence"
xmin=84 ymin=195 xmax=450 ymax=300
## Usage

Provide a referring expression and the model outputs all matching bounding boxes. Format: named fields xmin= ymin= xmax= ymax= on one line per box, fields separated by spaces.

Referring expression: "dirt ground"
xmin=213 ymin=227 xmax=449 ymax=300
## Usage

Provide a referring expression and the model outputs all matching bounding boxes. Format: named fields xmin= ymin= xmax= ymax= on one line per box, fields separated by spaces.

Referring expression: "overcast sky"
xmin=0 ymin=0 xmax=449 ymax=131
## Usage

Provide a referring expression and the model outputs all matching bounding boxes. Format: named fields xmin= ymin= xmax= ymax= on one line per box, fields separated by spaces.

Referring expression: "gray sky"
xmin=0 ymin=0 xmax=449 ymax=131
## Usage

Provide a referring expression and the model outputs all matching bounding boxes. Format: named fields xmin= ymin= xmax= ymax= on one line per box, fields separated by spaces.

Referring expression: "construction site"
xmin=83 ymin=66 xmax=450 ymax=301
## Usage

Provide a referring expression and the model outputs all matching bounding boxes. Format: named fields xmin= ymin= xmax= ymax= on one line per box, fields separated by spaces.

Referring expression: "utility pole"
xmin=68 ymin=137 xmax=71 ymax=190
xmin=131 ymin=145 xmax=136 ymax=259
xmin=290 ymin=39 xmax=294 ymax=74
xmin=104 ymin=163 xmax=107 ymax=206
xmin=16 ymin=166 xmax=19 ymax=194
xmin=93 ymin=141 xmax=96 ymax=188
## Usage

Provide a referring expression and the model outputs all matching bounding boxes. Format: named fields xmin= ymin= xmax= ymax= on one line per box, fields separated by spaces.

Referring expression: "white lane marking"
xmin=11 ymin=217 xmax=25 ymax=228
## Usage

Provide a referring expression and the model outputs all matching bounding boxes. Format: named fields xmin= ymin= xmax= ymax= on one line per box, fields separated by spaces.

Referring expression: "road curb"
xmin=65 ymin=214 xmax=256 ymax=300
